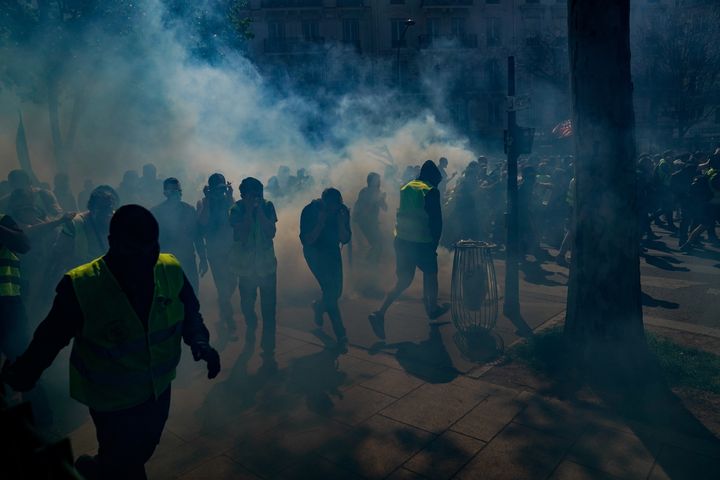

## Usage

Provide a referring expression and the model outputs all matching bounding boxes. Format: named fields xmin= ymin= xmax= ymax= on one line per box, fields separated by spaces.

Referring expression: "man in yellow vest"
xmin=0 ymin=213 xmax=31 ymax=363
xmin=2 ymin=205 xmax=221 ymax=480
xmin=369 ymin=160 xmax=449 ymax=339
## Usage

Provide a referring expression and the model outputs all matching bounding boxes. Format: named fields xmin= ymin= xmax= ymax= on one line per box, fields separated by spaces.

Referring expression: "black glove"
xmin=193 ymin=345 xmax=221 ymax=379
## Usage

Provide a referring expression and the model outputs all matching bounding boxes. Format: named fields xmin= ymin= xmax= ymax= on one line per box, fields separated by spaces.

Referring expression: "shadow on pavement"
xmin=642 ymin=291 xmax=680 ymax=309
xmin=643 ymin=253 xmax=690 ymax=272
xmin=520 ymin=260 xmax=564 ymax=286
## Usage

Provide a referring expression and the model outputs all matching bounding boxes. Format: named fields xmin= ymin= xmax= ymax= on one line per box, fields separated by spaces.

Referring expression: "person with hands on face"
xmin=229 ymin=177 xmax=278 ymax=368
xmin=1 ymin=205 xmax=220 ymax=480
xmin=300 ymin=188 xmax=352 ymax=351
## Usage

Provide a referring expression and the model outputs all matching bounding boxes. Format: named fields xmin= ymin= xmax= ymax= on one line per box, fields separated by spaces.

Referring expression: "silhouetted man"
xmin=151 ymin=178 xmax=206 ymax=293
xmin=369 ymin=160 xmax=449 ymax=339
xmin=229 ymin=177 xmax=277 ymax=365
xmin=300 ymin=188 xmax=351 ymax=349
xmin=2 ymin=205 xmax=220 ymax=480
xmin=353 ymin=172 xmax=387 ymax=263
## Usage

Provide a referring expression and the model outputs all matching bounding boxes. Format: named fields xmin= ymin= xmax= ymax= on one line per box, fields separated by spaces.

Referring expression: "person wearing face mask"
xmin=151 ymin=178 xmax=207 ymax=293
xmin=300 ymin=188 xmax=352 ymax=350
xmin=197 ymin=173 xmax=236 ymax=334
xmin=1 ymin=205 xmax=221 ymax=480
xmin=229 ymin=177 xmax=278 ymax=368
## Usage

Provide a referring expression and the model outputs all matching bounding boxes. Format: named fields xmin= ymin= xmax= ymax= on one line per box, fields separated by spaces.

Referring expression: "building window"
xmin=426 ymin=18 xmax=441 ymax=38
xmin=451 ymin=17 xmax=467 ymax=37
xmin=487 ymin=18 xmax=502 ymax=46
xmin=486 ymin=0 xmax=500 ymax=4
xmin=391 ymin=18 xmax=407 ymax=47
xmin=342 ymin=18 xmax=360 ymax=45
xmin=301 ymin=20 xmax=320 ymax=41
xmin=488 ymin=101 xmax=501 ymax=125
xmin=268 ymin=21 xmax=286 ymax=39
xmin=486 ymin=58 xmax=500 ymax=87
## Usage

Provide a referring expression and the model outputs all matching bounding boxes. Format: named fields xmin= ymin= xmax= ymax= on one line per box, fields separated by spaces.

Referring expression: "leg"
xmin=376 ymin=238 xmax=416 ymax=316
xmin=259 ymin=272 xmax=277 ymax=355
xmin=321 ymin=249 xmax=346 ymax=341
xmin=417 ymin=242 xmax=448 ymax=319
xmin=208 ymin=253 xmax=236 ymax=327
xmin=88 ymin=388 xmax=171 ymax=480
xmin=238 ymin=276 xmax=259 ymax=328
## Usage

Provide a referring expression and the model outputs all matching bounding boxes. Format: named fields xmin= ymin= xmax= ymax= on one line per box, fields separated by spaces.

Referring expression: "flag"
xmin=16 ymin=111 xmax=38 ymax=184
xmin=552 ymin=119 xmax=573 ymax=139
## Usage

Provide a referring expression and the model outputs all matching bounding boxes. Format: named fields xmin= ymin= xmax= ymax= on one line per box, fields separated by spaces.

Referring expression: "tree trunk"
xmin=565 ymin=0 xmax=644 ymax=350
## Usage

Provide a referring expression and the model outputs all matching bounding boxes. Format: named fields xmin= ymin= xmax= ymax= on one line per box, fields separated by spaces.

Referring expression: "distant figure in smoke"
xmin=151 ymin=178 xmax=207 ymax=293
xmin=137 ymin=163 xmax=163 ymax=208
xmin=300 ymin=188 xmax=352 ymax=350
xmin=77 ymin=179 xmax=95 ymax=213
xmin=117 ymin=170 xmax=141 ymax=206
xmin=197 ymin=173 xmax=236 ymax=333
xmin=295 ymin=168 xmax=315 ymax=194
xmin=369 ymin=160 xmax=449 ymax=339
xmin=437 ymin=157 xmax=456 ymax=198
xmin=53 ymin=172 xmax=77 ymax=212
xmin=0 ymin=169 xmax=63 ymax=220
xmin=229 ymin=177 xmax=278 ymax=366
xmin=353 ymin=172 xmax=387 ymax=263
xmin=518 ymin=165 xmax=543 ymax=261
xmin=266 ymin=165 xmax=293 ymax=200
xmin=48 ymin=186 xmax=119 ymax=281
xmin=2 ymin=205 xmax=220 ymax=480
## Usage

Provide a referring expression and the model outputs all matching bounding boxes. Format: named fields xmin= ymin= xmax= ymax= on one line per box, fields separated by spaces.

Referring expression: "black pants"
xmin=88 ymin=388 xmax=171 ymax=480
xmin=357 ymin=220 xmax=383 ymax=262
xmin=0 ymin=296 xmax=29 ymax=360
xmin=304 ymin=246 xmax=346 ymax=339
xmin=238 ymin=273 xmax=277 ymax=354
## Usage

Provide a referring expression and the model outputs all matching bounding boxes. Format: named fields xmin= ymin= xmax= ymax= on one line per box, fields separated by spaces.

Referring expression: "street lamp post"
xmin=396 ymin=18 xmax=415 ymax=87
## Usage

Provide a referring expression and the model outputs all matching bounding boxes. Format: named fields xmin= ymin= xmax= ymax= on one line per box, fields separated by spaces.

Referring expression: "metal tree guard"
xmin=451 ymin=240 xmax=499 ymax=334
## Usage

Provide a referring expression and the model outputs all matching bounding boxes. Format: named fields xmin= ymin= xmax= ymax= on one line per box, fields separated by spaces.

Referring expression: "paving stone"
xmin=273 ymin=456 xmax=362 ymax=480
xmin=451 ymin=389 xmax=525 ymax=442
xmin=227 ymin=413 xmax=350 ymax=477
xmin=512 ymin=393 xmax=588 ymax=440
xmin=387 ymin=467 xmax=429 ymax=480
xmin=454 ymin=422 xmax=572 ymax=480
xmin=404 ymin=430 xmax=486 ymax=479
xmin=321 ymin=414 xmax=435 ymax=479
xmin=568 ymin=426 xmax=661 ymax=479
xmin=647 ymin=445 xmax=720 ymax=480
xmin=146 ymin=436 xmax=231 ymax=480
xmin=178 ymin=455 xmax=260 ymax=480
xmin=549 ymin=460 xmax=619 ymax=480
xmin=335 ymin=355 xmax=389 ymax=390
xmin=322 ymin=385 xmax=397 ymax=426
xmin=360 ymin=368 xmax=425 ymax=398
xmin=380 ymin=382 xmax=487 ymax=433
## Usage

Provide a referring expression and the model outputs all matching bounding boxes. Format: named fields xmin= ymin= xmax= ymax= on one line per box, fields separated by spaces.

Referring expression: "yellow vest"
xmin=0 ymin=214 xmax=22 ymax=297
xmin=395 ymin=180 xmax=433 ymax=243
xmin=68 ymin=254 xmax=185 ymax=412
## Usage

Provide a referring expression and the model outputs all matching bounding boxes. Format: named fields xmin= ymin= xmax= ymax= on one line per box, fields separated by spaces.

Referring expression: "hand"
xmin=198 ymin=258 xmax=209 ymax=277
xmin=204 ymin=348 xmax=221 ymax=379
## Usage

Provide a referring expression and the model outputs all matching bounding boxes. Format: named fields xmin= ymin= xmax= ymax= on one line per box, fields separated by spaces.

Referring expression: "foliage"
xmin=633 ymin=5 xmax=720 ymax=138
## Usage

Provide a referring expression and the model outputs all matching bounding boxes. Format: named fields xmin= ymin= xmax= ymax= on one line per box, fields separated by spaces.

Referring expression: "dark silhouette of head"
xmin=418 ymin=160 xmax=442 ymax=187
xmin=88 ymin=186 xmax=119 ymax=226
xmin=367 ymin=172 xmax=381 ymax=188
xmin=108 ymin=205 xmax=160 ymax=272
xmin=142 ymin=163 xmax=157 ymax=180
xmin=163 ymin=177 xmax=182 ymax=201
xmin=240 ymin=177 xmax=263 ymax=200
xmin=321 ymin=188 xmax=344 ymax=213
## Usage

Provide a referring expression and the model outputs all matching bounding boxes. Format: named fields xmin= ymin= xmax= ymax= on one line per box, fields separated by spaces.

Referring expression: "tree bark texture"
xmin=565 ymin=0 xmax=644 ymax=346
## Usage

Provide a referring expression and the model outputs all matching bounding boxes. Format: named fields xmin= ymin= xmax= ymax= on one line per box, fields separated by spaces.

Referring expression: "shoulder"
xmin=0 ymin=213 xmax=18 ymax=228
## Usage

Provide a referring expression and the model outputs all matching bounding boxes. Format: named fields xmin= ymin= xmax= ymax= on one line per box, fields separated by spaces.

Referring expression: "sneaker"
xmin=428 ymin=303 xmax=451 ymax=320
xmin=336 ymin=336 xmax=349 ymax=354
xmin=368 ymin=311 xmax=386 ymax=339
xmin=312 ymin=301 xmax=324 ymax=327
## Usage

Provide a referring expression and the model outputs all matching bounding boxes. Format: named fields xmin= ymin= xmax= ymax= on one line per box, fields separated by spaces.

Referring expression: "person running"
xmin=368 ymin=160 xmax=449 ymax=339
xmin=300 ymin=188 xmax=351 ymax=350
xmin=1 ymin=205 xmax=220 ymax=480
xmin=229 ymin=177 xmax=278 ymax=366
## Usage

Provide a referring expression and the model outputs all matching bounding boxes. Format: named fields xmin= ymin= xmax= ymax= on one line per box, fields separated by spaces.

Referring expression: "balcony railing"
xmin=418 ymin=34 xmax=478 ymax=49
xmin=264 ymin=37 xmax=326 ymax=54
xmin=421 ymin=0 xmax=472 ymax=6
xmin=261 ymin=0 xmax=323 ymax=7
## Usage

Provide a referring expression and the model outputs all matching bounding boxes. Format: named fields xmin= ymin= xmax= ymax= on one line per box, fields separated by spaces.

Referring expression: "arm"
xmin=24 ymin=213 xmax=74 ymax=240
xmin=229 ymin=202 xmax=253 ymax=243
xmin=300 ymin=203 xmax=325 ymax=246
xmin=424 ymin=188 xmax=443 ymax=246
xmin=338 ymin=206 xmax=351 ymax=245
xmin=0 ymin=215 xmax=31 ymax=254
xmin=178 ymin=275 xmax=219 ymax=379
xmin=2 ymin=277 xmax=82 ymax=391
xmin=257 ymin=201 xmax=277 ymax=240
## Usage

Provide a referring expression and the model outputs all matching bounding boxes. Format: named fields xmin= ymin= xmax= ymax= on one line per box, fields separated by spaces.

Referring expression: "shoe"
xmin=368 ymin=311 xmax=386 ymax=339
xmin=428 ymin=303 xmax=451 ymax=320
xmin=312 ymin=301 xmax=324 ymax=327
xmin=555 ymin=255 xmax=569 ymax=267
xmin=336 ymin=336 xmax=349 ymax=354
